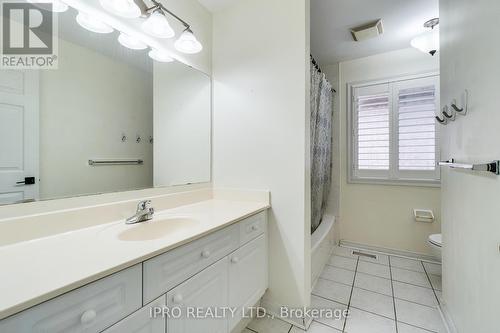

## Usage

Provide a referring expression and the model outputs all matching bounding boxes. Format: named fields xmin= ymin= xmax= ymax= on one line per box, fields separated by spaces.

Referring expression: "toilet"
xmin=428 ymin=234 xmax=442 ymax=262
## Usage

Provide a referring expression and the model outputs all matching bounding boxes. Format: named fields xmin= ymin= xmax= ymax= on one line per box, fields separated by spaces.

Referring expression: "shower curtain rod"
xmin=310 ymin=55 xmax=336 ymax=93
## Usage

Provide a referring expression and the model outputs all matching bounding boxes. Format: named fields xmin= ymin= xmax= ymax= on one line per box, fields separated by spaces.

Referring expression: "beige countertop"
xmin=0 ymin=199 xmax=269 ymax=320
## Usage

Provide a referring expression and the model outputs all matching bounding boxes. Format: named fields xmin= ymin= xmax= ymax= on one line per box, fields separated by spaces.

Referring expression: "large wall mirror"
xmin=0 ymin=6 xmax=211 ymax=205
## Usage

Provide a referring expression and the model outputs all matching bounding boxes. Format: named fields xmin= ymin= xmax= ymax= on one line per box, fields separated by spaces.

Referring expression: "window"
xmin=348 ymin=74 xmax=440 ymax=185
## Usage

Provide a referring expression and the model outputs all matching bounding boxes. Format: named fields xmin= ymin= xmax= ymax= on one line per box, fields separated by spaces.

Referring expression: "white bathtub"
xmin=311 ymin=214 xmax=336 ymax=287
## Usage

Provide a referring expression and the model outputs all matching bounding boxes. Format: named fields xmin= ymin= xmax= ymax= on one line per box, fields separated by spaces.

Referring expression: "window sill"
xmin=348 ymin=177 xmax=441 ymax=188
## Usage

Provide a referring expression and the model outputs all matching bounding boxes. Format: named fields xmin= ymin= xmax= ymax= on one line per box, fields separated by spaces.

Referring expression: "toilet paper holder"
xmin=414 ymin=209 xmax=434 ymax=223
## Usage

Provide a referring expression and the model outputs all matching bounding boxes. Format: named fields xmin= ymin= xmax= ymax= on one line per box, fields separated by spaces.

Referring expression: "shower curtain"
xmin=310 ymin=62 xmax=333 ymax=234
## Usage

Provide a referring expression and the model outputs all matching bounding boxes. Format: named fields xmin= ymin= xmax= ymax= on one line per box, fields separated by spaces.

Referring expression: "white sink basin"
xmin=115 ymin=217 xmax=198 ymax=241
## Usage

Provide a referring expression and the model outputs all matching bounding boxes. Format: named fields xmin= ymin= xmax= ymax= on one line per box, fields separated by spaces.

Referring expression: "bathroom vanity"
xmin=0 ymin=195 xmax=269 ymax=333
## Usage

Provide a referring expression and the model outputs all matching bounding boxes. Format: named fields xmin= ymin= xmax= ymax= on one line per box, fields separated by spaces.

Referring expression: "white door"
xmin=167 ymin=259 xmax=228 ymax=333
xmin=0 ymin=70 xmax=39 ymax=204
xmin=228 ymin=235 xmax=267 ymax=331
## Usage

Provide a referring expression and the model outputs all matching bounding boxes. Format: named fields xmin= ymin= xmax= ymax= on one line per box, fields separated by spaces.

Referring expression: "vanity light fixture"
xmin=174 ymin=28 xmax=203 ymax=54
xmin=27 ymin=0 xmax=69 ymax=13
xmin=148 ymin=48 xmax=174 ymax=62
xmin=76 ymin=12 xmax=114 ymax=34
xmin=118 ymin=32 xmax=148 ymax=50
xmin=411 ymin=18 xmax=440 ymax=56
xmin=143 ymin=0 xmax=203 ymax=54
xmin=99 ymin=0 xmax=142 ymax=18
xmin=142 ymin=9 xmax=175 ymax=39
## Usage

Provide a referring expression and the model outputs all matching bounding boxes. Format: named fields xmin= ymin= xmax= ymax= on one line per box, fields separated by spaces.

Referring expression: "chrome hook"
xmin=442 ymin=105 xmax=456 ymax=121
xmin=451 ymin=89 xmax=468 ymax=115
xmin=435 ymin=115 xmax=447 ymax=125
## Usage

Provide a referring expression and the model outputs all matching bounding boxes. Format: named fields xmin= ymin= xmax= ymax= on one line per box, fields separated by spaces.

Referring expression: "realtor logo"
xmin=1 ymin=1 xmax=58 ymax=69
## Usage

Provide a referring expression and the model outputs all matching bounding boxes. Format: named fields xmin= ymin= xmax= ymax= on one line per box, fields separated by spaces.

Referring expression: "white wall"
xmin=40 ymin=37 xmax=153 ymax=200
xmin=212 ymin=0 xmax=311 ymax=313
xmin=336 ymin=48 xmax=441 ymax=255
xmin=440 ymin=0 xmax=500 ymax=331
xmin=154 ymin=62 xmax=211 ymax=186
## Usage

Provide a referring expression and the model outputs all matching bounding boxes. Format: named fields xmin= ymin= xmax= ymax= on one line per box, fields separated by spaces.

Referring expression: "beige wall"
xmin=40 ymin=38 xmax=153 ymax=200
xmin=212 ymin=0 xmax=311 ymax=313
xmin=336 ymin=48 xmax=441 ymax=255
xmin=440 ymin=0 xmax=500 ymax=331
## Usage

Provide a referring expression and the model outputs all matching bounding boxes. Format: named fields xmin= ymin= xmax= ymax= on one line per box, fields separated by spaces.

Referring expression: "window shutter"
xmin=355 ymin=85 xmax=390 ymax=172
xmin=397 ymin=84 xmax=437 ymax=171
xmin=349 ymin=74 xmax=440 ymax=185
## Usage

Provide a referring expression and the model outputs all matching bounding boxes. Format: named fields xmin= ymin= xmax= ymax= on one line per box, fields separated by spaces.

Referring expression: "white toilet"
xmin=428 ymin=234 xmax=442 ymax=262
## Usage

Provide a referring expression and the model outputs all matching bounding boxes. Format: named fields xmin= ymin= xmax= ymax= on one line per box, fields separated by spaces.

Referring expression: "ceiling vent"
xmin=350 ymin=20 xmax=384 ymax=42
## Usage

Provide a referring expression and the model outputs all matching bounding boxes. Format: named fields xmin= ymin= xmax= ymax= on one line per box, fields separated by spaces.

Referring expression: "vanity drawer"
xmin=239 ymin=211 xmax=266 ymax=245
xmin=0 ymin=264 xmax=142 ymax=333
xmin=143 ymin=224 xmax=239 ymax=304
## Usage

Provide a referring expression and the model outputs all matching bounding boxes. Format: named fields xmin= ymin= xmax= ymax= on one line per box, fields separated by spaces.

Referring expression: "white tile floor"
xmin=245 ymin=246 xmax=446 ymax=333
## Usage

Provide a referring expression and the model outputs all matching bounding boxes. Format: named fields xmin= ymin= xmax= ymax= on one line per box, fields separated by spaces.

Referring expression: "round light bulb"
xmin=174 ymin=29 xmax=203 ymax=54
xmin=148 ymin=49 xmax=174 ymax=62
xmin=142 ymin=11 xmax=175 ymax=39
xmin=100 ymin=0 xmax=141 ymax=18
xmin=411 ymin=27 xmax=439 ymax=56
xmin=118 ymin=33 xmax=148 ymax=50
xmin=76 ymin=12 xmax=114 ymax=34
xmin=27 ymin=0 xmax=69 ymax=13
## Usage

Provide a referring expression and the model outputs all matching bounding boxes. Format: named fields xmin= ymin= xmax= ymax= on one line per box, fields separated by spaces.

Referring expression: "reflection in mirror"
xmin=0 ymin=7 xmax=211 ymax=205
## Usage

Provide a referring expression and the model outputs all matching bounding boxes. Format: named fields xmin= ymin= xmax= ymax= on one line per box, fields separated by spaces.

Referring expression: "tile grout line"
xmin=342 ymin=256 xmax=359 ymax=333
xmin=421 ymin=261 xmax=441 ymax=306
xmin=389 ymin=256 xmax=399 ymax=333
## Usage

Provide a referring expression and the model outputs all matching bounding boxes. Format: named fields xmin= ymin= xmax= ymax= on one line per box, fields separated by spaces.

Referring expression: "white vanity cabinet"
xmin=0 ymin=210 xmax=268 ymax=333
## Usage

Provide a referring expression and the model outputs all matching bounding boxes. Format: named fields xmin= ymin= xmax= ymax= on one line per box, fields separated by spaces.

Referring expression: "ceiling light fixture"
xmin=411 ymin=18 xmax=440 ymax=56
xmin=27 ymin=0 xmax=69 ymax=13
xmin=148 ymin=49 xmax=174 ymax=62
xmin=100 ymin=0 xmax=142 ymax=18
xmin=76 ymin=12 xmax=114 ymax=34
xmin=142 ymin=9 xmax=175 ymax=39
xmin=118 ymin=33 xmax=148 ymax=50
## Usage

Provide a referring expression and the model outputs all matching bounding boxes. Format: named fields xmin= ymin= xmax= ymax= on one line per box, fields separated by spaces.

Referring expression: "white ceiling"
xmin=197 ymin=0 xmax=234 ymax=13
xmin=311 ymin=0 xmax=439 ymax=65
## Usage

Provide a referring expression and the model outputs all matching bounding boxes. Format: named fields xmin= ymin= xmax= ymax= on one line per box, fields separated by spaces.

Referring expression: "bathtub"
xmin=311 ymin=214 xmax=337 ymax=287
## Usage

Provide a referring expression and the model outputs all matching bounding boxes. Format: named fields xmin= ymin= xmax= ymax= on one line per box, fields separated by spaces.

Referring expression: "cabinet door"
xmin=166 ymin=259 xmax=229 ymax=333
xmin=228 ymin=235 xmax=267 ymax=331
xmin=102 ymin=296 xmax=166 ymax=333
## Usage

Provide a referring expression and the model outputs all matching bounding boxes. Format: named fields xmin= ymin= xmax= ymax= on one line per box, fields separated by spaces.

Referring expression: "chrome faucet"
xmin=126 ymin=200 xmax=155 ymax=224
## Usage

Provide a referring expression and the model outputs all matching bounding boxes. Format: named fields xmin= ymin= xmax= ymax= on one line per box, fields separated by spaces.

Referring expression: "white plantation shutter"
xmin=397 ymin=85 xmax=437 ymax=171
xmin=354 ymin=84 xmax=390 ymax=177
xmin=351 ymin=75 xmax=440 ymax=184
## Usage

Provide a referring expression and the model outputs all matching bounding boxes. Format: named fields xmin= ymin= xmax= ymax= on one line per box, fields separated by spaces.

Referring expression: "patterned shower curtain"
xmin=310 ymin=62 xmax=333 ymax=234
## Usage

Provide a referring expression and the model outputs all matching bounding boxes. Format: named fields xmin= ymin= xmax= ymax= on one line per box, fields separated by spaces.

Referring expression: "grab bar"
xmin=88 ymin=159 xmax=144 ymax=166
xmin=438 ymin=159 xmax=499 ymax=175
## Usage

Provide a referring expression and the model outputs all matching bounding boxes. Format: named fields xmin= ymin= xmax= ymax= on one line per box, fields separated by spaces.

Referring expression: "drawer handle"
xmin=231 ymin=257 xmax=239 ymax=264
xmin=201 ymin=250 xmax=211 ymax=258
xmin=80 ymin=309 xmax=97 ymax=325
xmin=251 ymin=225 xmax=258 ymax=231
xmin=173 ymin=294 xmax=183 ymax=304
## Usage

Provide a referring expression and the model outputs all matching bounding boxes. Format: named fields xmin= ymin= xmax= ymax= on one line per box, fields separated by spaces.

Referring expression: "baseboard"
xmin=438 ymin=301 xmax=458 ymax=333
xmin=340 ymin=240 xmax=440 ymax=263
